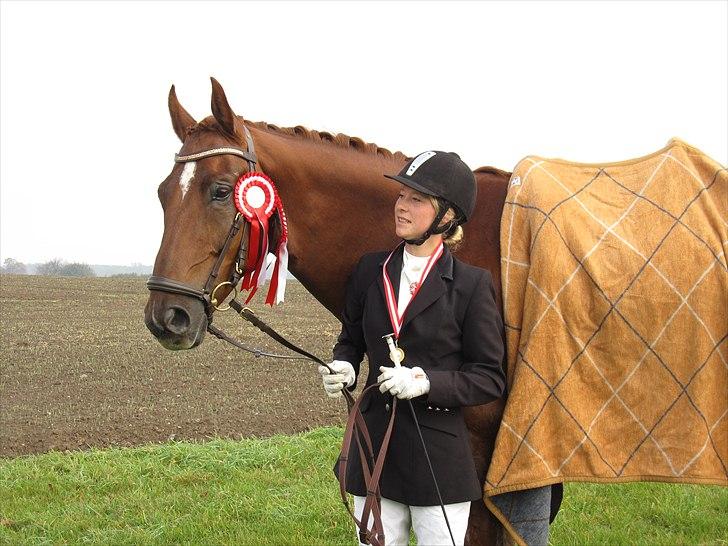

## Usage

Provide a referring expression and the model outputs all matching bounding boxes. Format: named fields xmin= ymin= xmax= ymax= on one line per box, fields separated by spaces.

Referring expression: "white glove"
xmin=377 ymin=366 xmax=430 ymax=400
xmin=318 ymin=360 xmax=356 ymax=398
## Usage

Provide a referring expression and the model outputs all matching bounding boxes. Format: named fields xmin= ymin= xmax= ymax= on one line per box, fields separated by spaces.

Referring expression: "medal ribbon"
xmin=382 ymin=242 xmax=443 ymax=338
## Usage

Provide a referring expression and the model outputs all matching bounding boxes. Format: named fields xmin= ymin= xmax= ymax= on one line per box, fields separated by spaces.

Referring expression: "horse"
xmin=144 ymin=78 xmax=512 ymax=545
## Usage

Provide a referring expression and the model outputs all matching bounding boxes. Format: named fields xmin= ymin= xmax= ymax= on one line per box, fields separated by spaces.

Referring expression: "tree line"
xmin=1 ymin=258 xmax=95 ymax=277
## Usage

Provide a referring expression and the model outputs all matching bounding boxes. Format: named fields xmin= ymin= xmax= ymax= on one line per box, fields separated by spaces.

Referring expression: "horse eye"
xmin=213 ymin=185 xmax=232 ymax=201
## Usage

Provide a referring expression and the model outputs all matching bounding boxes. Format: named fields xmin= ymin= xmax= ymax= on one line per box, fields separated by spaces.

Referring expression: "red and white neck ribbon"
xmin=382 ymin=242 xmax=443 ymax=338
xmin=233 ymin=171 xmax=289 ymax=306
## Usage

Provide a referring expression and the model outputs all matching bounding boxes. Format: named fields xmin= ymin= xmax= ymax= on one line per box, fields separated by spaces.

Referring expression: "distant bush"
xmin=36 ymin=259 xmax=96 ymax=277
xmin=60 ymin=263 xmax=96 ymax=277
xmin=1 ymin=258 xmax=27 ymax=275
xmin=110 ymin=273 xmax=148 ymax=278
xmin=36 ymin=259 xmax=64 ymax=276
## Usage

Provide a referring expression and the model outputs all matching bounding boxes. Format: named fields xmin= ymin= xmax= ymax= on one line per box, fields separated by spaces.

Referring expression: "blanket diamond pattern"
xmin=485 ymin=139 xmax=727 ymax=499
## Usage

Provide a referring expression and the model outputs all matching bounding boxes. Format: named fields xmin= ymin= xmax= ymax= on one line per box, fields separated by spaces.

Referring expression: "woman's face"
xmin=394 ymin=185 xmax=437 ymax=240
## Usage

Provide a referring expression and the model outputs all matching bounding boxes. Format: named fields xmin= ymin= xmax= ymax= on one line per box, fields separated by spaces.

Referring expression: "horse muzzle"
xmin=144 ymin=290 xmax=207 ymax=350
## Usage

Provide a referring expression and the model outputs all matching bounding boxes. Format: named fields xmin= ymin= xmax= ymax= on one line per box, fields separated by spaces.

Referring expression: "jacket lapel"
xmin=400 ymin=246 xmax=453 ymax=331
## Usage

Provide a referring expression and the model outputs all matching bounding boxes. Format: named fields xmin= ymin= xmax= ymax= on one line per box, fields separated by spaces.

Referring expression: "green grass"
xmin=0 ymin=428 xmax=350 ymax=545
xmin=553 ymin=482 xmax=727 ymax=545
xmin=1 ymin=427 xmax=726 ymax=545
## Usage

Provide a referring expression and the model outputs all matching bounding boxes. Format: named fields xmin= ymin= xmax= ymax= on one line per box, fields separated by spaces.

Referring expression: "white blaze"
xmin=179 ymin=162 xmax=197 ymax=199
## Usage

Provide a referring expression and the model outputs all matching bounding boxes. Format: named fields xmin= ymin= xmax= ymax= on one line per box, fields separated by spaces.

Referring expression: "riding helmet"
xmin=384 ymin=151 xmax=477 ymax=222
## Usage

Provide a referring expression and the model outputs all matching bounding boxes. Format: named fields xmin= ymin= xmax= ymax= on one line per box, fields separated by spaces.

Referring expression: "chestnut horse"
xmin=144 ymin=78 xmax=511 ymax=545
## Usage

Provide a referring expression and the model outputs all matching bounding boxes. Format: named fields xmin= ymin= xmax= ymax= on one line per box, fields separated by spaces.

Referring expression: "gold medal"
xmin=389 ymin=347 xmax=405 ymax=364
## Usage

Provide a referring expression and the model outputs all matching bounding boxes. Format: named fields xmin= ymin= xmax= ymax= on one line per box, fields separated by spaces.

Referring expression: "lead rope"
xmin=224 ymin=301 xmax=388 ymax=544
xmin=224 ymin=302 xmax=455 ymax=546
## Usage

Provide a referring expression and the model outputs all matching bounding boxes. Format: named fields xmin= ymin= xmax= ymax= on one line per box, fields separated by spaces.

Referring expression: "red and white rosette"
xmin=233 ymin=172 xmax=289 ymax=305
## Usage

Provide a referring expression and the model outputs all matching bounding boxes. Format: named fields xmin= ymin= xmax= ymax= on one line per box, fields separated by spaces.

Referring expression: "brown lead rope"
xmin=226 ymin=301 xmax=390 ymax=543
xmin=226 ymin=302 xmax=455 ymax=546
xmin=339 ymin=385 xmax=398 ymax=546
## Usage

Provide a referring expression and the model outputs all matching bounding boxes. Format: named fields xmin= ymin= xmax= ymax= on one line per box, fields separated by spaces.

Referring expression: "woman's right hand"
xmin=318 ymin=360 xmax=355 ymax=398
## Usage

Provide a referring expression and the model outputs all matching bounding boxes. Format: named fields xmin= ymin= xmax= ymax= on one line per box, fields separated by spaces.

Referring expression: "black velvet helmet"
xmin=384 ymin=150 xmax=477 ymax=222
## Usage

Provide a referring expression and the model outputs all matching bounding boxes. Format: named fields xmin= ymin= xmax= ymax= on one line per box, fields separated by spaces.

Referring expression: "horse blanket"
xmin=486 ymin=138 xmax=727 ymax=544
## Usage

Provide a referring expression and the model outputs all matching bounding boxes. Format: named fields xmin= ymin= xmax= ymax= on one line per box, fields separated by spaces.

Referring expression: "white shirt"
xmin=397 ymin=249 xmax=431 ymax=314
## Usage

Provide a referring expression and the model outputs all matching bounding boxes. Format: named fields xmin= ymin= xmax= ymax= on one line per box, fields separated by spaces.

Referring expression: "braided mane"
xmin=246 ymin=120 xmax=409 ymax=161
xmin=186 ymin=117 xmax=408 ymax=161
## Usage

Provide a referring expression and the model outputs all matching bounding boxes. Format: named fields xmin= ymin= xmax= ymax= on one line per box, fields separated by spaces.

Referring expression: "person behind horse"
xmin=319 ymin=151 xmax=506 ymax=546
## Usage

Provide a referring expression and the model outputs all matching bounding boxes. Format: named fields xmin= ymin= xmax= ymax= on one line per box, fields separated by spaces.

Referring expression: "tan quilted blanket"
xmin=486 ymin=138 xmax=727 ymax=506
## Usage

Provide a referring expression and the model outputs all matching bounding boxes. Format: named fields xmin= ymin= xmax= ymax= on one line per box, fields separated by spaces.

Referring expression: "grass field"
xmin=1 ymin=427 xmax=726 ymax=545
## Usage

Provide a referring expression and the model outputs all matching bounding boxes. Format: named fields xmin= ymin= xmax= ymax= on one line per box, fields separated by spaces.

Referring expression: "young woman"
xmin=319 ymin=151 xmax=506 ymax=546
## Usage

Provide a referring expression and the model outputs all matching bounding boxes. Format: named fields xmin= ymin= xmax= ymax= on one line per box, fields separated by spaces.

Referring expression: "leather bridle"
xmin=146 ymin=127 xmax=259 ymax=321
xmin=145 ymin=127 xmax=304 ymax=360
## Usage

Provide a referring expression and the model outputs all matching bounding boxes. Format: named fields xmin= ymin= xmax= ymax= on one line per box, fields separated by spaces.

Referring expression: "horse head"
xmin=144 ymin=78 xmax=267 ymax=350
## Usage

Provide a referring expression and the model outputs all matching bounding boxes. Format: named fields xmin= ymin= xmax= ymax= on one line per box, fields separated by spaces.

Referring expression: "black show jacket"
xmin=333 ymin=244 xmax=506 ymax=506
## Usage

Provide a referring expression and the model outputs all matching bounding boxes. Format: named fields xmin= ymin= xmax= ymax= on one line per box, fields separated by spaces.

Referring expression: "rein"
xmin=229 ymin=302 xmax=452 ymax=546
xmin=146 ymin=129 xmax=453 ymax=546
xmin=230 ymin=301 xmax=397 ymax=546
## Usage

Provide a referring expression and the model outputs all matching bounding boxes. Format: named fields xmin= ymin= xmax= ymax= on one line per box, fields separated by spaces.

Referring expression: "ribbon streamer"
xmin=233 ymin=172 xmax=290 ymax=306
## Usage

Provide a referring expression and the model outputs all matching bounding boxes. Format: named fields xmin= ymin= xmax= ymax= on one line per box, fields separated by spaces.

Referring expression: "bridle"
xmin=145 ymin=128 xmax=302 ymax=360
xmin=146 ymin=127 xmax=258 ymax=322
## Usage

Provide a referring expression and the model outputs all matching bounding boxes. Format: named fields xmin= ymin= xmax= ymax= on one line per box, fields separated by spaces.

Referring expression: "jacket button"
xmin=436 ymin=407 xmax=441 ymax=411
xmin=427 ymin=406 xmax=433 ymax=410
xmin=385 ymin=403 xmax=390 ymax=412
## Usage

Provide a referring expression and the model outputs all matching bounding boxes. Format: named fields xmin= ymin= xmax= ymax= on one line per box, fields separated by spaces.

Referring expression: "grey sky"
xmin=1 ymin=0 xmax=726 ymax=266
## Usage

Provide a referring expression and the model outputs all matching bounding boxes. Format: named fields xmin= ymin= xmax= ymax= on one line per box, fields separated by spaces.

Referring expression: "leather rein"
xmin=145 ymin=129 xmax=452 ymax=546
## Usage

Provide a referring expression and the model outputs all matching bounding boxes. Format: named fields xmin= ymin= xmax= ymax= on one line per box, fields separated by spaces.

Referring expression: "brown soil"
xmin=0 ymin=275 xmax=362 ymax=457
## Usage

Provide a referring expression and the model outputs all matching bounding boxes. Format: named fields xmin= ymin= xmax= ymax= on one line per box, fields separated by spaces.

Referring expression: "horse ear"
xmin=168 ymin=85 xmax=197 ymax=142
xmin=210 ymin=77 xmax=244 ymax=140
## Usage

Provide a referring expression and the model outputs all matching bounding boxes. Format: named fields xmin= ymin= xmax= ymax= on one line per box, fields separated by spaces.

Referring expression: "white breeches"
xmin=353 ymin=495 xmax=471 ymax=546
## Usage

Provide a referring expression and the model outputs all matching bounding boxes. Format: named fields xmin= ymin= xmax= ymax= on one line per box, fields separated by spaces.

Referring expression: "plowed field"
xmin=0 ymin=275 xmax=356 ymax=457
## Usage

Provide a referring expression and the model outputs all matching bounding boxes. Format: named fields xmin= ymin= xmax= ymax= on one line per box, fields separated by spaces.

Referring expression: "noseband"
xmin=146 ymin=127 xmax=259 ymax=320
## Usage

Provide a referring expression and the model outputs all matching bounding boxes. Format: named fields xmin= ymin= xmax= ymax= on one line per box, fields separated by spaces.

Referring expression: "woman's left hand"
xmin=377 ymin=366 xmax=430 ymax=399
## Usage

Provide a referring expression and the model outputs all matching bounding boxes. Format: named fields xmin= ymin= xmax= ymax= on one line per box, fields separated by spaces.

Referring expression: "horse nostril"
xmin=163 ymin=306 xmax=191 ymax=335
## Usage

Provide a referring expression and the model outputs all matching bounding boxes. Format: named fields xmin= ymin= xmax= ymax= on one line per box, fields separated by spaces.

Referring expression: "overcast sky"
xmin=1 ymin=0 xmax=726 ymax=266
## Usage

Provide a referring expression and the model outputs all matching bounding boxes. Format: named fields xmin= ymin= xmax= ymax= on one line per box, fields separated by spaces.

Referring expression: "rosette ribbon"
xmin=233 ymin=172 xmax=289 ymax=305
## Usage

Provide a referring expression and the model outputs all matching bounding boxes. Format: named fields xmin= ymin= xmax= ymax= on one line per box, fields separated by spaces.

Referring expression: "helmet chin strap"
xmin=403 ymin=205 xmax=453 ymax=246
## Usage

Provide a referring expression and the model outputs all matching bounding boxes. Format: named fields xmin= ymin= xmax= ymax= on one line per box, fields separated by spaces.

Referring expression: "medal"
xmin=381 ymin=244 xmax=442 ymax=369
xmin=383 ymin=334 xmax=405 ymax=367
xmin=390 ymin=346 xmax=405 ymax=364
xmin=382 ymin=243 xmax=443 ymax=338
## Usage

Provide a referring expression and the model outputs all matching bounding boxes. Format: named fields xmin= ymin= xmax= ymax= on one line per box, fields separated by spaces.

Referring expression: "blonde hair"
xmin=428 ymin=196 xmax=464 ymax=251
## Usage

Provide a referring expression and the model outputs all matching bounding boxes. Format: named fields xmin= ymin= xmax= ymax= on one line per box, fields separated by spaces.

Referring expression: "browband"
xmin=175 ymin=126 xmax=258 ymax=164
xmin=175 ymin=147 xmax=257 ymax=164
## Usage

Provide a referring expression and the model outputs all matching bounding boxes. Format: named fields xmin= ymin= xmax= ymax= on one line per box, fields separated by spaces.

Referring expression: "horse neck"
xmin=249 ymin=126 xmax=407 ymax=315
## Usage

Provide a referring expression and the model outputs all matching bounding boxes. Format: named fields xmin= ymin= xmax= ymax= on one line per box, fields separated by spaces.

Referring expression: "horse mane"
xmin=187 ymin=117 xmax=408 ymax=161
xmin=245 ymin=120 xmax=410 ymax=161
xmin=245 ymin=123 xmax=511 ymax=175
xmin=190 ymin=118 xmax=508 ymax=174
